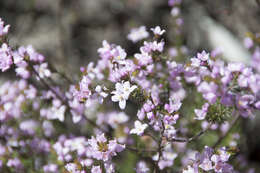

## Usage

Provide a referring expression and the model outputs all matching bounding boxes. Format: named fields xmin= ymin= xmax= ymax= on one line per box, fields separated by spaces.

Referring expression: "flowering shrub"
xmin=0 ymin=2 xmax=260 ymax=173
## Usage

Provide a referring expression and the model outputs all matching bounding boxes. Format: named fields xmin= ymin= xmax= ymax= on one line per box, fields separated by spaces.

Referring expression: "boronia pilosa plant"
xmin=0 ymin=1 xmax=260 ymax=173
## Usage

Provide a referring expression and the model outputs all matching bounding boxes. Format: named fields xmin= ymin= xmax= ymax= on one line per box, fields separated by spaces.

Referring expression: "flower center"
xmin=97 ymin=142 xmax=108 ymax=152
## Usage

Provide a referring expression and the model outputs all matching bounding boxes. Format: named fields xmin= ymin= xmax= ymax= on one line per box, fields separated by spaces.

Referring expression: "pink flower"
xmin=88 ymin=134 xmax=125 ymax=161
xmin=134 ymin=52 xmax=153 ymax=66
xmin=244 ymin=37 xmax=254 ymax=49
xmin=164 ymin=99 xmax=182 ymax=114
xmin=197 ymin=50 xmax=209 ymax=61
xmin=136 ymin=161 xmax=150 ymax=173
xmin=127 ymin=26 xmax=149 ymax=43
xmin=0 ymin=43 xmax=13 ymax=72
xmin=43 ymin=164 xmax=58 ymax=173
xmin=91 ymin=166 xmax=102 ymax=173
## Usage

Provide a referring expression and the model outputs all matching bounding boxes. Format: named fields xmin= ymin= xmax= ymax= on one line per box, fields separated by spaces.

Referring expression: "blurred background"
xmin=2 ymin=0 xmax=259 ymax=72
xmin=1 ymin=0 xmax=260 ymax=170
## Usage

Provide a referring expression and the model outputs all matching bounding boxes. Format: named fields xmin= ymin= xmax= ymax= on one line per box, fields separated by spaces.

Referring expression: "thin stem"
xmin=30 ymin=63 xmax=66 ymax=103
xmin=212 ymin=112 xmax=240 ymax=148
xmin=29 ymin=63 xmax=107 ymax=133
xmin=169 ymin=125 xmax=210 ymax=143
xmin=125 ymin=146 xmax=157 ymax=153
xmin=155 ymin=119 xmax=166 ymax=173
xmin=49 ymin=62 xmax=73 ymax=84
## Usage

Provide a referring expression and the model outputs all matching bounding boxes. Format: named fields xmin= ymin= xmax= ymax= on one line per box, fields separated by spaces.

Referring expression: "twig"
xmin=48 ymin=62 xmax=73 ymax=84
xmin=125 ymin=146 xmax=157 ymax=153
xmin=29 ymin=63 xmax=107 ymax=133
xmin=155 ymin=119 xmax=166 ymax=173
xmin=169 ymin=125 xmax=210 ymax=143
xmin=29 ymin=63 xmax=66 ymax=103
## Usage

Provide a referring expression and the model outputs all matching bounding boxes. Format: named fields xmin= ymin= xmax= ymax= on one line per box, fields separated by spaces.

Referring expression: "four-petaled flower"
xmin=130 ymin=120 xmax=148 ymax=136
xmin=34 ymin=62 xmax=51 ymax=79
xmin=111 ymin=81 xmax=137 ymax=109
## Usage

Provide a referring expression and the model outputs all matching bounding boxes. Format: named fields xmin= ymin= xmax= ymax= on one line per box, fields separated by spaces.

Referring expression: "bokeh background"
xmin=1 ymin=0 xmax=260 ymax=170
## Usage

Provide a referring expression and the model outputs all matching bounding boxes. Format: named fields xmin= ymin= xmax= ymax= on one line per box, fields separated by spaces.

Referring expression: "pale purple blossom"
xmin=0 ymin=43 xmax=13 ymax=72
xmin=164 ymin=99 xmax=182 ymax=113
xmin=88 ymin=133 xmax=125 ymax=161
xmin=65 ymin=163 xmax=79 ymax=173
xmin=171 ymin=7 xmax=180 ymax=17
xmin=244 ymin=37 xmax=254 ymax=49
xmin=34 ymin=62 xmax=51 ymax=79
xmin=194 ymin=103 xmax=209 ymax=120
xmin=91 ymin=165 xmax=102 ymax=173
xmin=183 ymin=165 xmax=196 ymax=173
xmin=136 ymin=161 xmax=150 ymax=173
xmin=197 ymin=50 xmax=209 ymax=61
xmin=127 ymin=26 xmax=149 ymax=43
xmin=43 ymin=164 xmax=58 ymax=173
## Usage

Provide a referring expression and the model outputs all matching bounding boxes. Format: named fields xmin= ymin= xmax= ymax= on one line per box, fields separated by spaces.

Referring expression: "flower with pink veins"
xmin=88 ymin=133 xmax=125 ymax=162
xmin=112 ymin=46 xmax=127 ymax=64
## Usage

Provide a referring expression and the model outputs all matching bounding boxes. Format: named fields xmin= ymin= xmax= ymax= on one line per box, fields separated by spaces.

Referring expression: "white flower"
xmin=34 ymin=62 xmax=51 ymax=79
xmin=130 ymin=120 xmax=148 ymax=136
xmin=122 ymin=81 xmax=137 ymax=95
xmin=71 ymin=111 xmax=82 ymax=123
xmin=183 ymin=165 xmax=195 ymax=173
xmin=95 ymin=85 xmax=108 ymax=103
xmin=65 ymin=163 xmax=79 ymax=172
xmin=171 ymin=7 xmax=180 ymax=17
xmin=194 ymin=109 xmax=206 ymax=120
xmin=127 ymin=26 xmax=149 ymax=43
xmin=151 ymin=26 xmax=166 ymax=36
xmin=111 ymin=81 xmax=137 ymax=109
xmin=218 ymin=147 xmax=230 ymax=162
xmin=49 ymin=105 xmax=66 ymax=122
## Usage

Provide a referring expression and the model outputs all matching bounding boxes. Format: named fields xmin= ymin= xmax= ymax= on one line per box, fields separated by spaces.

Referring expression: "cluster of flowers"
xmin=183 ymin=146 xmax=233 ymax=173
xmin=0 ymin=8 xmax=259 ymax=173
xmin=244 ymin=34 xmax=260 ymax=73
xmin=53 ymin=134 xmax=124 ymax=173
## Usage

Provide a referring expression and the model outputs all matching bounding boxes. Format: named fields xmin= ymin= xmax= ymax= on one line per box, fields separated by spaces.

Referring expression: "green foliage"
xmin=206 ymin=101 xmax=234 ymax=123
